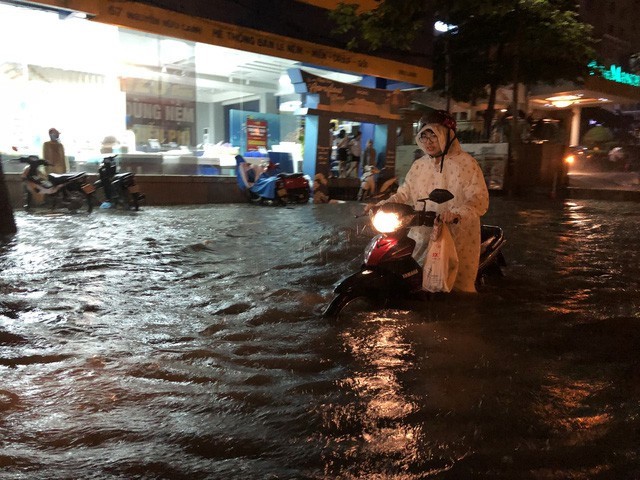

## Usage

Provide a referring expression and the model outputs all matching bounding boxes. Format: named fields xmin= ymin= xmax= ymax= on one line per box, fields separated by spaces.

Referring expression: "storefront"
xmin=528 ymin=64 xmax=640 ymax=147
xmin=0 ymin=0 xmax=432 ymax=187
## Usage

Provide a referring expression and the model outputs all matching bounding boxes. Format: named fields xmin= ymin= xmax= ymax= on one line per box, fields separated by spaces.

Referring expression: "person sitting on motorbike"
xmin=369 ymin=109 xmax=489 ymax=293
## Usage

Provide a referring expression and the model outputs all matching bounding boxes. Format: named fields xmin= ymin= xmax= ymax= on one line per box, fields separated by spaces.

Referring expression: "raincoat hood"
xmin=415 ymin=123 xmax=462 ymax=159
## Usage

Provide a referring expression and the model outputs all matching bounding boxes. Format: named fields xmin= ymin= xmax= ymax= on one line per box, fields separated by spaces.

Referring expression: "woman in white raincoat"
xmin=381 ymin=110 xmax=489 ymax=292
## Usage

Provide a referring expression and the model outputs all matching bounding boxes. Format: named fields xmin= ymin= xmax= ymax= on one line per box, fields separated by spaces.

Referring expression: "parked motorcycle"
xmin=21 ymin=155 xmax=95 ymax=213
xmin=235 ymin=155 xmax=310 ymax=205
xmin=356 ymin=166 xmax=398 ymax=201
xmin=323 ymin=188 xmax=506 ymax=319
xmin=94 ymin=155 xmax=145 ymax=211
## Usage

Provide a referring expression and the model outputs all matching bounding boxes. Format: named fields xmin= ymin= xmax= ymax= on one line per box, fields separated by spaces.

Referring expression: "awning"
xmin=529 ymin=76 xmax=640 ymax=111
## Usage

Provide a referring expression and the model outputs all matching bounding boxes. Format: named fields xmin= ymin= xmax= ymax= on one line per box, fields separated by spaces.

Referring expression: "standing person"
xmin=373 ymin=110 xmax=489 ymax=293
xmin=42 ymin=128 xmax=68 ymax=174
xmin=345 ymin=131 xmax=362 ymax=178
xmin=328 ymin=121 xmax=337 ymax=175
xmin=363 ymin=139 xmax=377 ymax=169
xmin=336 ymin=129 xmax=349 ymax=178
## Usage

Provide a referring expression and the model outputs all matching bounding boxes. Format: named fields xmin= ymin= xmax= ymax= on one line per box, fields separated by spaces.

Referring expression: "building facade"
xmin=519 ymin=0 xmax=640 ymax=153
xmin=1 ymin=0 xmax=434 ymax=186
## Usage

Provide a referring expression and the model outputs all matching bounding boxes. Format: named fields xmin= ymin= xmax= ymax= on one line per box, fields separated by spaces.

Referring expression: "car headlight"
xmin=372 ymin=210 xmax=402 ymax=233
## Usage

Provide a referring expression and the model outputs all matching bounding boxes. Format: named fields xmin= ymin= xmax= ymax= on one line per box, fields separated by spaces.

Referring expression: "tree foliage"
xmin=331 ymin=0 xmax=596 ymax=134
xmin=331 ymin=1 xmax=428 ymax=51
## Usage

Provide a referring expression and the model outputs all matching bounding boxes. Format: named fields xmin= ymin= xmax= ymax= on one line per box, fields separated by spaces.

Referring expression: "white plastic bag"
xmin=422 ymin=223 xmax=459 ymax=292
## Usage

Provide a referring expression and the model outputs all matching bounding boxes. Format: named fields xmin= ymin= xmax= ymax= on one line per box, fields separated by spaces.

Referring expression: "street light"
xmin=433 ymin=21 xmax=457 ymax=113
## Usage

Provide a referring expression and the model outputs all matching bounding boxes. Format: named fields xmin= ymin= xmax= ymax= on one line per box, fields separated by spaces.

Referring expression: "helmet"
xmin=418 ymin=110 xmax=456 ymax=132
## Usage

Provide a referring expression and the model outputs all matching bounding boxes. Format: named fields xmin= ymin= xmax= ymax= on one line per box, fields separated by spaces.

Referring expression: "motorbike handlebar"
xmin=413 ymin=210 xmax=437 ymax=227
xmin=364 ymin=205 xmax=457 ymax=227
xmin=414 ymin=211 xmax=459 ymax=226
xmin=19 ymin=156 xmax=50 ymax=166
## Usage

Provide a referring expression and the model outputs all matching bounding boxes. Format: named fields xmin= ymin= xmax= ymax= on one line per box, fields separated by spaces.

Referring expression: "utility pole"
xmin=445 ymin=35 xmax=452 ymax=113
xmin=505 ymin=1 xmax=522 ymax=196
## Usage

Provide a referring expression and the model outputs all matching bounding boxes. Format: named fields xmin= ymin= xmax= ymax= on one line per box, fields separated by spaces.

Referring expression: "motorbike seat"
xmin=277 ymin=172 xmax=304 ymax=179
xmin=48 ymin=172 xmax=86 ymax=185
xmin=113 ymin=172 xmax=134 ymax=180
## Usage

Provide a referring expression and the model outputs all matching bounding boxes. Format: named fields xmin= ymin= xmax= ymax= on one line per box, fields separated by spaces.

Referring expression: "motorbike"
xmin=356 ymin=165 xmax=398 ymax=201
xmin=235 ymin=154 xmax=310 ymax=205
xmin=20 ymin=155 xmax=96 ymax=213
xmin=94 ymin=155 xmax=145 ymax=211
xmin=323 ymin=188 xmax=507 ymax=319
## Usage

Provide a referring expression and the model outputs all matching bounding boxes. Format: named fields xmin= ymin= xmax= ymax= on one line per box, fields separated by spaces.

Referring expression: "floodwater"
xmin=1 ymin=196 xmax=639 ymax=480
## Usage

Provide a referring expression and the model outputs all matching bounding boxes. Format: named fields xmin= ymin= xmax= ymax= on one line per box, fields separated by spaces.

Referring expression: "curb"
xmin=566 ymin=187 xmax=640 ymax=202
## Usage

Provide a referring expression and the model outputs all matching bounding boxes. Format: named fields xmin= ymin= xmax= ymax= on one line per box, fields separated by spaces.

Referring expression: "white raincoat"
xmin=383 ymin=122 xmax=489 ymax=292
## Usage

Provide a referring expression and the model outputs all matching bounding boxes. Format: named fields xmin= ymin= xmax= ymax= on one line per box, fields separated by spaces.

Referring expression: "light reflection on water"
xmin=1 ymin=198 xmax=640 ymax=478
xmin=338 ymin=316 xmax=418 ymax=457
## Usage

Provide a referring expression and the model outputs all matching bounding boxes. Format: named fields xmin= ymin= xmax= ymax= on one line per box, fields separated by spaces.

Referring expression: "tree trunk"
xmin=483 ymin=82 xmax=498 ymax=140
xmin=0 ymin=158 xmax=17 ymax=235
xmin=483 ymin=41 xmax=504 ymax=141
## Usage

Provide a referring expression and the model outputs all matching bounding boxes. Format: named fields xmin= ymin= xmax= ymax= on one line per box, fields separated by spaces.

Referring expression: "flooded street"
xmin=1 ymin=197 xmax=640 ymax=479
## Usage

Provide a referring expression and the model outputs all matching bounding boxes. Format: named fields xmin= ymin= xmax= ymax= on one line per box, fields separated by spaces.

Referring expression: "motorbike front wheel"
xmin=62 ymin=191 xmax=85 ymax=212
xmin=121 ymin=189 xmax=140 ymax=211
xmin=322 ymin=292 xmax=386 ymax=321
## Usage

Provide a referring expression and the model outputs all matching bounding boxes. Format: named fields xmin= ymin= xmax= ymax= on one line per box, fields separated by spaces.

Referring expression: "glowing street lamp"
xmin=433 ymin=21 xmax=458 ymax=112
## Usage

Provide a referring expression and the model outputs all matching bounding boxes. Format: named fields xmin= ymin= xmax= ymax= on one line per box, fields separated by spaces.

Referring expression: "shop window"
xmin=224 ymin=100 xmax=260 ymax=144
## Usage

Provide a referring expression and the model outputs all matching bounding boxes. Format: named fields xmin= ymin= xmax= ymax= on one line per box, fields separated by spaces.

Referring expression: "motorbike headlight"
xmin=372 ymin=210 xmax=402 ymax=233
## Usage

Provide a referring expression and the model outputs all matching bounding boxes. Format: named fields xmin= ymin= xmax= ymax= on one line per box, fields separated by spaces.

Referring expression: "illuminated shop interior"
xmin=0 ymin=2 xmax=363 ymax=175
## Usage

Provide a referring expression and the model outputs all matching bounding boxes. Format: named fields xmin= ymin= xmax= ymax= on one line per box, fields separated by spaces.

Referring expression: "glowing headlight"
xmin=372 ymin=211 xmax=402 ymax=233
xmin=564 ymin=154 xmax=575 ymax=165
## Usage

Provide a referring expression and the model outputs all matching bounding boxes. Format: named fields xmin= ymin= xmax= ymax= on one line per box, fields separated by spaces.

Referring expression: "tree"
xmin=0 ymin=158 xmax=17 ymax=235
xmin=331 ymin=0 xmax=595 ymax=137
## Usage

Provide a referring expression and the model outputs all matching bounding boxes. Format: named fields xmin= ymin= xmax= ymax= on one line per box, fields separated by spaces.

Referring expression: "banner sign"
xmin=588 ymin=61 xmax=640 ymax=87
xmin=19 ymin=0 xmax=99 ymax=15
xmin=289 ymin=68 xmax=413 ymax=120
xmin=246 ymin=118 xmax=268 ymax=152
xmin=75 ymin=0 xmax=432 ymax=86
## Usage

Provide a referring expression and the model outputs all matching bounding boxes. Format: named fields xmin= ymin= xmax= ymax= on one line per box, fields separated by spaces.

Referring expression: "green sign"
xmin=588 ymin=61 xmax=640 ymax=87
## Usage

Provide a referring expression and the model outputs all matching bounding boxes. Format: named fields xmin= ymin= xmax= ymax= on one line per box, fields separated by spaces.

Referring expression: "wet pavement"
xmin=1 ymin=196 xmax=640 ymax=479
xmin=566 ymin=170 xmax=640 ymax=202
xmin=568 ymin=171 xmax=640 ymax=191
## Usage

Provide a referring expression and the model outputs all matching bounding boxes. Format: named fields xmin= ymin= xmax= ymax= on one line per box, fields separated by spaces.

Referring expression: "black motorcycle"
xmin=323 ymin=188 xmax=507 ymax=319
xmin=21 ymin=156 xmax=95 ymax=213
xmin=94 ymin=155 xmax=145 ymax=211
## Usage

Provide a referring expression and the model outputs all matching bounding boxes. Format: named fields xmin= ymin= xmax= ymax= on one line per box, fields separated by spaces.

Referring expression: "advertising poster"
xmin=125 ymin=92 xmax=196 ymax=148
xmin=246 ymin=118 xmax=268 ymax=151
